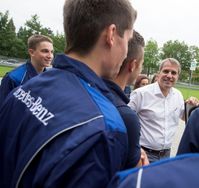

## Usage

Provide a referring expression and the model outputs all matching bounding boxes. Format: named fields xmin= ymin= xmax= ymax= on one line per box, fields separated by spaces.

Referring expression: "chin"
xmin=44 ymin=63 xmax=51 ymax=67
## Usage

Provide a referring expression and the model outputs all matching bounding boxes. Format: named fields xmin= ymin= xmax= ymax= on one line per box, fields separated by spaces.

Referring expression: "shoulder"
xmin=8 ymin=64 xmax=27 ymax=84
xmin=172 ymin=87 xmax=183 ymax=95
xmin=189 ymin=107 xmax=199 ymax=123
xmin=131 ymin=84 xmax=154 ymax=99
xmin=110 ymin=154 xmax=199 ymax=188
xmin=171 ymin=87 xmax=184 ymax=100
xmin=133 ymin=83 xmax=155 ymax=93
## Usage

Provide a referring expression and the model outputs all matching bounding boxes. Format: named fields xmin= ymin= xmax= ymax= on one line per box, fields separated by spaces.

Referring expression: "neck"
xmin=67 ymin=52 xmax=101 ymax=76
xmin=113 ymin=74 xmax=128 ymax=91
xmin=31 ymin=60 xmax=44 ymax=73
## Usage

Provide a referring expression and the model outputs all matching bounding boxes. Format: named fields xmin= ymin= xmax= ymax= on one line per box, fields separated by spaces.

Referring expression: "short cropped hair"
xmin=63 ymin=0 xmax=137 ymax=55
xmin=159 ymin=58 xmax=181 ymax=74
xmin=119 ymin=30 xmax=145 ymax=73
xmin=27 ymin=34 xmax=53 ymax=50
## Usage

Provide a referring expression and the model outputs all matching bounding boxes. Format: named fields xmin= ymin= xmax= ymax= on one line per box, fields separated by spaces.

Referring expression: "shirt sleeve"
xmin=128 ymin=90 xmax=141 ymax=112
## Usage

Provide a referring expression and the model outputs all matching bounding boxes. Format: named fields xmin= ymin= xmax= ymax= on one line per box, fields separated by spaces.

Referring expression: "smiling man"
xmin=128 ymin=58 xmax=198 ymax=163
xmin=0 ymin=34 xmax=54 ymax=106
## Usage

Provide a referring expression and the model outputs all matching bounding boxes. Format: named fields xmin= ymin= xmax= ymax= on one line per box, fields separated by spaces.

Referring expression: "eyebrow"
xmin=162 ymin=69 xmax=177 ymax=75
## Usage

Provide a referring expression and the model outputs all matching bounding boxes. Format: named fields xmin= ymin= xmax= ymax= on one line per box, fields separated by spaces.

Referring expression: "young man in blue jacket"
xmin=0 ymin=34 xmax=54 ymax=106
xmin=0 ymin=0 xmax=137 ymax=187
xmin=104 ymin=31 xmax=149 ymax=168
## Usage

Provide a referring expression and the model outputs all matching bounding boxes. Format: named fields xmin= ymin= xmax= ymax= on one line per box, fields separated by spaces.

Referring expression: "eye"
xmin=162 ymin=70 xmax=177 ymax=75
xmin=162 ymin=70 xmax=169 ymax=74
xmin=171 ymin=71 xmax=177 ymax=75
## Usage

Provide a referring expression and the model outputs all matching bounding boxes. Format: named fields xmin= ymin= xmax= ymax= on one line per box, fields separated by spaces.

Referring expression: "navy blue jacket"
xmin=108 ymin=154 xmax=199 ymax=188
xmin=177 ymin=108 xmax=199 ymax=154
xmin=104 ymin=80 xmax=141 ymax=167
xmin=0 ymin=54 xmax=128 ymax=188
xmin=0 ymin=60 xmax=39 ymax=106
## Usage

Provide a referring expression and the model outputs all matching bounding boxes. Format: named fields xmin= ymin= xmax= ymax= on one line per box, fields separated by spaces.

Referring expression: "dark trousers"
xmin=142 ymin=146 xmax=171 ymax=163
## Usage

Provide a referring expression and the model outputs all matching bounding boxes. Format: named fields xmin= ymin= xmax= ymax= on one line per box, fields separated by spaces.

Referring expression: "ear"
xmin=28 ymin=49 xmax=35 ymax=56
xmin=128 ymin=59 xmax=137 ymax=72
xmin=106 ymin=24 xmax=117 ymax=47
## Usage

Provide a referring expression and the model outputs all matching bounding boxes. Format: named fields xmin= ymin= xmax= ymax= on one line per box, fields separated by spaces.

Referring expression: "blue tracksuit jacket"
xmin=0 ymin=60 xmax=39 ymax=106
xmin=0 ymin=54 xmax=128 ymax=188
xmin=104 ymin=79 xmax=141 ymax=168
xmin=177 ymin=107 xmax=199 ymax=154
xmin=108 ymin=154 xmax=199 ymax=188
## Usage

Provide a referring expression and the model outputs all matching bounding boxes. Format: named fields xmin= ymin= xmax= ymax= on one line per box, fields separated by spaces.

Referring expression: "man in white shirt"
xmin=128 ymin=58 xmax=199 ymax=163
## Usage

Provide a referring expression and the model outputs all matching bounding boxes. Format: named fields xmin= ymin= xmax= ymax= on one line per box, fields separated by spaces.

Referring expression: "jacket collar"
xmin=53 ymin=54 xmax=114 ymax=101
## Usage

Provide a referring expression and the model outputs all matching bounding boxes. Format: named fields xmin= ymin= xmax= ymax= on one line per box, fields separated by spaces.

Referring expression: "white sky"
xmin=1 ymin=0 xmax=199 ymax=47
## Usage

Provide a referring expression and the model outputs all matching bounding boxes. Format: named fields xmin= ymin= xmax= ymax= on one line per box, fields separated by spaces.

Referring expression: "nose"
xmin=166 ymin=71 xmax=173 ymax=78
xmin=48 ymin=52 xmax=54 ymax=59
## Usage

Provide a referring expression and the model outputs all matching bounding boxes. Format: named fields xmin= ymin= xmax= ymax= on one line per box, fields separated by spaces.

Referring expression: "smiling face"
xmin=29 ymin=41 xmax=54 ymax=72
xmin=157 ymin=60 xmax=180 ymax=95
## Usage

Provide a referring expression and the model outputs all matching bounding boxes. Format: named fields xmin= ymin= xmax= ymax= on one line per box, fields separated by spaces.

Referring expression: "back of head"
xmin=63 ymin=0 xmax=137 ymax=55
xmin=28 ymin=34 xmax=53 ymax=50
xmin=119 ymin=30 xmax=145 ymax=73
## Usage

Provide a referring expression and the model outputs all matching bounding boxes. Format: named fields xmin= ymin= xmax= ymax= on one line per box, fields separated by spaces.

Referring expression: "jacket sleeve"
xmin=177 ymin=108 xmax=199 ymax=154
xmin=0 ymin=74 xmax=16 ymax=106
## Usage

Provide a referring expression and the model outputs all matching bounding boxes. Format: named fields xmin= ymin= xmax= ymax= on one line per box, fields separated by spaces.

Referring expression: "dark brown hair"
xmin=119 ymin=30 xmax=145 ymax=73
xmin=134 ymin=74 xmax=149 ymax=89
xmin=63 ymin=0 xmax=137 ymax=55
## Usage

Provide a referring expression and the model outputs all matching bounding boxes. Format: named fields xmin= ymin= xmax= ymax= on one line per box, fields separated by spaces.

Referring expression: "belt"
xmin=141 ymin=146 xmax=170 ymax=156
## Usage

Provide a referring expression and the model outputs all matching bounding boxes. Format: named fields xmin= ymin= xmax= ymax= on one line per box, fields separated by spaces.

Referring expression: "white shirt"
xmin=128 ymin=82 xmax=184 ymax=150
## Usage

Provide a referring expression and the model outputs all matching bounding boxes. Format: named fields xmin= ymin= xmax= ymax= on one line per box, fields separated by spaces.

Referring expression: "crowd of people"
xmin=0 ymin=0 xmax=199 ymax=187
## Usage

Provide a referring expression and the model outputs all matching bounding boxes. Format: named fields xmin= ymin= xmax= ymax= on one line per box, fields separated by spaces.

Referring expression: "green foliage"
xmin=0 ymin=11 xmax=65 ymax=59
xmin=144 ymin=39 xmax=199 ymax=82
xmin=144 ymin=39 xmax=160 ymax=75
xmin=161 ymin=40 xmax=192 ymax=72
xmin=51 ymin=32 xmax=65 ymax=54
xmin=0 ymin=11 xmax=17 ymax=56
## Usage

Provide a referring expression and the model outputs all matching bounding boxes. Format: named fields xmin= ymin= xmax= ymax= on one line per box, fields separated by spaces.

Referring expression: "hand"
xmin=185 ymin=96 xmax=199 ymax=106
xmin=140 ymin=148 xmax=149 ymax=166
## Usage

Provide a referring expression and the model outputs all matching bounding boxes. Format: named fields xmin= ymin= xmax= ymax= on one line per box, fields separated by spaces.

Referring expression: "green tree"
xmin=51 ymin=32 xmax=65 ymax=54
xmin=0 ymin=11 xmax=17 ymax=57
xmin=144 ymin=39 xmax=160 ymax=75
xmin=189 ymin=46 xmax=199 ymax=83
xmin=161 ymin=40 xmax=192 ymax=71
xmin=189 ymin=45 xmax=199 ymax=63
xmin=24 ymin=14 xmax=53 ymax=36
xmin=17 ymin=14 xmax=54 ymax=58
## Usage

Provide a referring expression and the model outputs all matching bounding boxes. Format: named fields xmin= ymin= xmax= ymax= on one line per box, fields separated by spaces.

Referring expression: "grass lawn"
xmin=0 ymin=65 xmax=15 ymax=77
xmin=176 ymin=86 xmax=199 ymax=99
